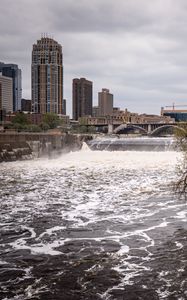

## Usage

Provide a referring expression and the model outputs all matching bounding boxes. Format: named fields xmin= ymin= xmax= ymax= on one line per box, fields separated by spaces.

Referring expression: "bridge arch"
xmin=114 ymin=124 xmax=148 ymax=134
xmin=150 ymin=125 xmax=186 ymax=136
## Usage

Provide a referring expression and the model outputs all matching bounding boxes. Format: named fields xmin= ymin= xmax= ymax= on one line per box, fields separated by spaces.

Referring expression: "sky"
xmin=1 ymin=0 xmax=187 ymax=116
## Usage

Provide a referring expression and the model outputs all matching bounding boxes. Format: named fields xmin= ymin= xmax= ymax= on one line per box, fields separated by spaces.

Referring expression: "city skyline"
xmin=1 ymin=0 xmax=187 ymax=116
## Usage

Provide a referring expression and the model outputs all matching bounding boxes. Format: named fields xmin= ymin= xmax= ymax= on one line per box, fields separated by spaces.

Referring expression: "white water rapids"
xmin=0 ymin=140 xmax=187 ymax=300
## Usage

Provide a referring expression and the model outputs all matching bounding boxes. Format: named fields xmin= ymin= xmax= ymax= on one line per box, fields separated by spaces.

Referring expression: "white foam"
xmin=0 ymin=260 xmax=8 ymax=265
xmin=25 ymin=278 xmax=48 ymax=298
xmin=156 ymin=289 xmax=171 ymax=298
xmin=1 ymin=141 xmax=186 ymax=297
xmin=30 ymin=244 xmax=62 ymax=256
xmin=38 ymin=226 xmax=66 ymax=240
xmin=1 ymin=147 xmax=181 ymax=172
xmin=175 ymin=211 xmax=187 ymax=221
xmin=22 ymin=225 xmax=36 ymax=238
xmin=175 ymin=241 xmax=183 ymax=249
xmin=117 ymin=245 xmax=130 ymax=256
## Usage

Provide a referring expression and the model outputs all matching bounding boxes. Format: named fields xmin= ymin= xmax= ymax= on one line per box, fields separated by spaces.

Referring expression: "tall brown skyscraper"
xmin=98 ymin=88 xmax=113 ymax=116
xmin=31 ymin=36 xmax=63 ymax=114
xmin=72 ymin=78 xmax=92 ymax=120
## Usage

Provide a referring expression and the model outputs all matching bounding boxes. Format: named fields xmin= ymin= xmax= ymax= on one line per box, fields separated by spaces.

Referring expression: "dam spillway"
xmin=86 ymin=136 xmax=176 ymax=151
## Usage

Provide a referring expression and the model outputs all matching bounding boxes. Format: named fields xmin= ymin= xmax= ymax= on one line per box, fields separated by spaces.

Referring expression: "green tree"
xmin=12 ymin=112 xmax=30 ymax=125
xmin=79 ymin=117 xmax=88 ymax=125
xmin=12 ymin=123 xmax=27 ymax=132
xmin=79 ymin=125 xmax=88 ymax=133
xmin=40 ymin=122 xmax=50 ymax=131
xmin=26 ymin=124 xmax=42 ymax=132
xmin=88 ymin=126 xmax=96 ymax=133
xmin=42 ymin=113 xmax=60 ymax=129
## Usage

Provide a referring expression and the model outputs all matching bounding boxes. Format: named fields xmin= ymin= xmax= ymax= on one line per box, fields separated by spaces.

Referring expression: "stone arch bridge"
xmin=110 ymin=123 xmax=186 ymax=136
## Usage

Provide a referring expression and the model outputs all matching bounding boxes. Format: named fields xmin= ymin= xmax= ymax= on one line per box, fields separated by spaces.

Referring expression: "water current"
xmin=0 ymin=137 xmax=187 ymax=300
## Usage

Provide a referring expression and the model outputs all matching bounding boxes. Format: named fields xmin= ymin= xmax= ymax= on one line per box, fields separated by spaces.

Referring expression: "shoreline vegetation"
xmin=173 ymin=126 xmax=187 ymax=198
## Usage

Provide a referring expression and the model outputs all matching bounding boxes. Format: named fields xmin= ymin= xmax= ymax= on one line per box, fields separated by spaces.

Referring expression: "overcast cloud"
xmin=1 ymin=0 xmax=187 ymax=115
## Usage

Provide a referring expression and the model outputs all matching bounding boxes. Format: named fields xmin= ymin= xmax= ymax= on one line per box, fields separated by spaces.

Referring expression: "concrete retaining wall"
xmin=0 ymin=133 xmax=92 ymax=162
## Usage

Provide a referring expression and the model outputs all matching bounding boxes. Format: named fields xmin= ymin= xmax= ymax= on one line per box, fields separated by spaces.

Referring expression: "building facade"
xmin=72 ymin=78 xmax=92 ymax=120
xmin=62 ymin=99 xmax=66 ymax=115
xmin=161 ymin=107 xmax=187 ymax=122
xmin=31 ymin=37 xmax=63 ymax=114
xmin=0 ymin=75 xmax=13 ymax=113
xmin=79 ymin=109 xmax=174 ymax=127
xmin=92 ymin=106 xmax=99 ymax=117
xmin=98 ymin=88 xmax=113 ymax=116
xmin=21 ymin=98 xmax=31 ymax=112
xmin=0 ymin=62 xmax=22 ymax=112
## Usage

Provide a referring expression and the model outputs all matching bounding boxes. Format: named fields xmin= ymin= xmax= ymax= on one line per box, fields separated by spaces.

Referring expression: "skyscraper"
xmin=62 ymin=99 xmax=66 ymax=115
xmin=0 ymin=62 xmax=22 ymax=112
xmin=31 ymin=36 xmax=63 ymax=114
xmin=72 ymin=78 xmax=92 ymax=120
xmin=98 ymin=88 xmax=113 ymax=116
xmin=0 ymin=75 xmax=13 ymax=114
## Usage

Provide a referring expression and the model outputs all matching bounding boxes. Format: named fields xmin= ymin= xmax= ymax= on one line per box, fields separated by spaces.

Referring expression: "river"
xmin=0 ymin=137 xmax=187 ymax=300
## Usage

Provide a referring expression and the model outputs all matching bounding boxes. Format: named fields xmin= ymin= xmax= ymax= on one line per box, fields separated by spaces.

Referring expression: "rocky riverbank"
xmin=0 ymin=133 xmax=93 ymax=162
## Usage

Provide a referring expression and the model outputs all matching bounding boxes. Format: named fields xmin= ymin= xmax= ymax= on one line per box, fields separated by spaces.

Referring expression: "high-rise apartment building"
xmin=72 ymin=78 xmax=92 ymax=120
xmin=62 ymin=99 xmax=66 ymax=115
xmin=31 ymin=37 xmax=63 ymax=114
xmin=0 ymin=62 xmax=22 ymax=112
xmin=0 ymin=75 xmax=13 ymax=113
xmin=98 ymin=88 xmax=113 ymax=116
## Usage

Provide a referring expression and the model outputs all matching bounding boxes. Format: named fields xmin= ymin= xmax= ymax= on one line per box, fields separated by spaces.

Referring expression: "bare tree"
xmin=174 ymin=125 xmax=187 ymax=198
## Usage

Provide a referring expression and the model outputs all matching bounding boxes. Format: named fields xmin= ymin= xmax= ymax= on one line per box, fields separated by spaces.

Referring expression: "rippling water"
xmin=0 ymin=140 xmax=187 ymax=300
